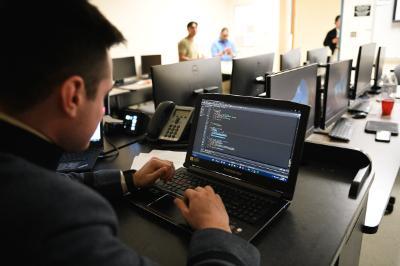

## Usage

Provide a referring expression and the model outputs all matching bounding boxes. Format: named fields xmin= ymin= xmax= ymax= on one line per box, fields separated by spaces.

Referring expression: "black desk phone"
xmin=146 ymin=101 xmax=194 ymax=144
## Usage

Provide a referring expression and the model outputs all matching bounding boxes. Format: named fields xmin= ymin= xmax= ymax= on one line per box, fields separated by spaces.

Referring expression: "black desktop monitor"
xmin=372 ymin=46 xmax=385 ymax=90
xmin=112 ymin=56 xmax=137 ymax=83
xmin=321 ymin=60 xmax=352 ymax=129
xmin=280 ymin=48 xmax=301 ymax=71
xmin=352 ymin=43 xmax=376 ymax=99
xmin=307 ymin=48 xmax=328 ymax=65
xmin=230 ymin=53 xmax=274 ymax=96
xmin=266 ymin=64 xmax=318 ymax=137
xmin=141 ymin=54 xmax=162 ymax=78
xmin=151 ymin=57 xmax=222 ymax=107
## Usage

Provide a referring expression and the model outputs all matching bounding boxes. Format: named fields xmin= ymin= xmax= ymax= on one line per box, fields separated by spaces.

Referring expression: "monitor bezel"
xmin=265 ymin=63 xmax=318 ymax=138
xmin=373 ymin=47 xmax=385 ymax=88
xmin=141 ymin=54 xmax=162 ymax=76
xmin=353 ymin=43 xmax=376 ymax=99
xmin=151 ymin=57 xmax=222 ymax=107
xmin=280 ymin=48 xmax=301 ymax=71
xmin=230 ymin=53 xmax=275 ymax=96
xmin=112 ymin=56 xmax=137 ymax=82
xmin=322 ymin=59 xmax=353 ymax=130
xmin=306 ymin=47 xmax=329 ymax=65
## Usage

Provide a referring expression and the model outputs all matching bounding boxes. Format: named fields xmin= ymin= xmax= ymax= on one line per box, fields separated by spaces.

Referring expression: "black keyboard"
xmin=365 ymin=121 xmax=399 ymax=135
xmin=156 ymin=169 xmax=275 ymax=224
xmin=329 ymin=117 xmax=353 ymax=141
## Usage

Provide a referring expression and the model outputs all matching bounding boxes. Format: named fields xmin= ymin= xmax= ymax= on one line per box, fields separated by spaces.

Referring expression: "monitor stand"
xmin=313 ymin=127 xmax=329 ymax=135
xmin=369 ymin=80 xmax=382 ymax=95
xmin=348 ymin=95 xmax=371 ymax=114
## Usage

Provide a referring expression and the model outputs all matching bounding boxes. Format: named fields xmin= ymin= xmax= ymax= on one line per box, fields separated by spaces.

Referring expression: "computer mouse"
xmin=352 ymin=112 xmax=367 ymax=119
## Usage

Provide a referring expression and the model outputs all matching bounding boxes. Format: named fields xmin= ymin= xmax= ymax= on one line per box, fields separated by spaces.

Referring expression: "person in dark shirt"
xmin=0 ymin=1 xmax=260 ymax=265
xmin=324 ymin=15 xmax=341 ymax=55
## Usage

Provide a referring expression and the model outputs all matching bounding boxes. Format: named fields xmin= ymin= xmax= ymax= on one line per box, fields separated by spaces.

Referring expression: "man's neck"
xmin=0 ymin=112 xmax=52 ymax=142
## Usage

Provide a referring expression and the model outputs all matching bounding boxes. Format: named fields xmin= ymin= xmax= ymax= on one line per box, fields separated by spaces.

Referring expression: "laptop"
xmin=128 ymin=94 xmax=310 ymax=241
xmin=57 ymin=121 xmax=103 ymax=172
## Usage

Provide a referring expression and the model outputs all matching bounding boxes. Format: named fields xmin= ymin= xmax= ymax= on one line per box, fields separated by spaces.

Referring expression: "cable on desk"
xmin=99 ymin=138 xmax=119 ymax=160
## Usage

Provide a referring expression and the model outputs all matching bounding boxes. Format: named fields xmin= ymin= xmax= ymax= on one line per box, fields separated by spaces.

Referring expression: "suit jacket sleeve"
xmin=60 ymin=169 xmax=124 ymax=199
xmin=57 ymin=171 xmax=260 ymax=265
xmin=38 ymin=175 xmax=260 ymax=266
xmin=189 ymin=229 xmax=260 ymax=265
xmin=323 ymin=28 xmax=337 ymax=53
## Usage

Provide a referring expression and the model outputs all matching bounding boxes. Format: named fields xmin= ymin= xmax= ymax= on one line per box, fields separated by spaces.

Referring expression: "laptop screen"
xmin=90 ymin=122 xmax=102 ymax=144
xmin=188 ymin=97 xmax=305 ymax=188
xmin=90 ymin=121 xmax=103 ymax=148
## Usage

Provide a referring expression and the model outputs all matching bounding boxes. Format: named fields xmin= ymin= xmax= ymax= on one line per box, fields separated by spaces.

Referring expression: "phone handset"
xmin=146 ymin=101 xmax=194 ymax=143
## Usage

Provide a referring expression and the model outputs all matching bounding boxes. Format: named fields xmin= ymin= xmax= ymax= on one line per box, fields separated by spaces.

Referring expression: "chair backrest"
xmin=394 ymin=65 xmax=400 ymax=85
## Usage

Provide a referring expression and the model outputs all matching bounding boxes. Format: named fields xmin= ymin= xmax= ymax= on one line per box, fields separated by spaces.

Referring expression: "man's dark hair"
xmin=0 ymin=0 xmax=125 ymax=113
xmin=221 ymin=27 xmax=229 ymax=33
xmin=187 ymin=21 xmax=198 ymax=29
xmin=335 ymin=15 xmax=341 ymax=23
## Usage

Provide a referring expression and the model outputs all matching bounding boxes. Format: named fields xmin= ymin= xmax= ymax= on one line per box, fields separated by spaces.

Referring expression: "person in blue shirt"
xmin=211 ymin=27 xmax=237 ymax=61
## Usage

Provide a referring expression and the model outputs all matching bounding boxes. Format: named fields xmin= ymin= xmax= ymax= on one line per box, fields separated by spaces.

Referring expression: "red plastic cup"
xmin=382 ymin=98 xmax=395 ymax=116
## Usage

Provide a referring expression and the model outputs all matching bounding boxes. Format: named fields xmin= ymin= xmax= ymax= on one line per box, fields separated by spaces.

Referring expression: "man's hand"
xmin=133 ymin=157 xmax=175 ymax=188
xmin=224 ymin=47 xmax=233 ymax=55
xmin=332 ymin=37 xmax=339 ymax=44
xmin=174 ymin=186 xmax=231 ymax=233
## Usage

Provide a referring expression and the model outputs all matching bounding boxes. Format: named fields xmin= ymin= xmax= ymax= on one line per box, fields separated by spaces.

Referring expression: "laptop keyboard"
xmin=156 ymin=169 xmax=275 ymax=224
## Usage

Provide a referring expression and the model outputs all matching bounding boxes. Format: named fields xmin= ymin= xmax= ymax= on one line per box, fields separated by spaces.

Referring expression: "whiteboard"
xmin=395 ymin=0 xmax=400 ymax=21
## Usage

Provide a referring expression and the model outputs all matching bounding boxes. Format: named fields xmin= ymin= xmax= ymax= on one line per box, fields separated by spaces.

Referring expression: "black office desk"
xmin=95 ymin=141 xmax=373 ymax=266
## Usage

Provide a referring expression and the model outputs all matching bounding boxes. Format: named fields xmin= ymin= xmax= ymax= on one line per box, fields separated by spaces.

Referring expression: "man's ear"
xmin=59 ymin=76 xmax=86 ymax=118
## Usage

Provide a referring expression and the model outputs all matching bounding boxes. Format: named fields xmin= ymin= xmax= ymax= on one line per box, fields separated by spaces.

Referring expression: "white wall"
xmin=340 ymin=0 xmax=376 ymax=61
xmin=340 ymin=0 xmax=400 ymax=73
xmin=231 ymin=0 xmax=280 ymax=55
xmin=91 ymin=0 xmax=232 ymax=74
xmin=372 ymin=0 xmax=400 ymax=71
xmin=293 ymin=0 xmax=341 ymax=63
xmin=91 ymin=0 xmax=281 ymax=73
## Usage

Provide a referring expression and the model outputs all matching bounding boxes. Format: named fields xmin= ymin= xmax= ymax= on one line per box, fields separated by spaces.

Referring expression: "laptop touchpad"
xmin=148 ymin=194 xmax=188 ymax=227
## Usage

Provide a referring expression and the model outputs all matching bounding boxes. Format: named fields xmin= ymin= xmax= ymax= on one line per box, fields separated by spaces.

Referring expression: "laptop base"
xmin=128 ymin=169 xmax=290 ymax=242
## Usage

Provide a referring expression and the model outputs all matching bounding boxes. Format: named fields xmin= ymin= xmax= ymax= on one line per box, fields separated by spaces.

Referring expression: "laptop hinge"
xmin=187 ymin=166 xmax=283 ymax=199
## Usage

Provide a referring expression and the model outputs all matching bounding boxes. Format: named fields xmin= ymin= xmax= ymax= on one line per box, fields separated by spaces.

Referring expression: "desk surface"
xmin=96 ymin=142 xmax=373 ymax=265
xmin=110 ymin=79 xmax=152 ymax=96
xmin=308 ymin=97 xmax=400 ymax=233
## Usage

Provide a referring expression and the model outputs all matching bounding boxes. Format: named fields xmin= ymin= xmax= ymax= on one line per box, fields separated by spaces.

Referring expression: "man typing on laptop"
xmin=0 ymin=1 xmax=259 ymax=265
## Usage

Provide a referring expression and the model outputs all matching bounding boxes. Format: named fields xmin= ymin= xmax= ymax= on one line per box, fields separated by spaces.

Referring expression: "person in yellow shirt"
xmin=178 ymin=21 xmax=203 ymax=61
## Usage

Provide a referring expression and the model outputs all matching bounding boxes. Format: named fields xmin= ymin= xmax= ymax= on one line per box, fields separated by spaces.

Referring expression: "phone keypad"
xmin=165 ymin=124 xmax=180 ymax=138
xmin=159 ymin=108 xmax=193 ymax=141
xmin=162 ymin=115 xmax=187 ymax=140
